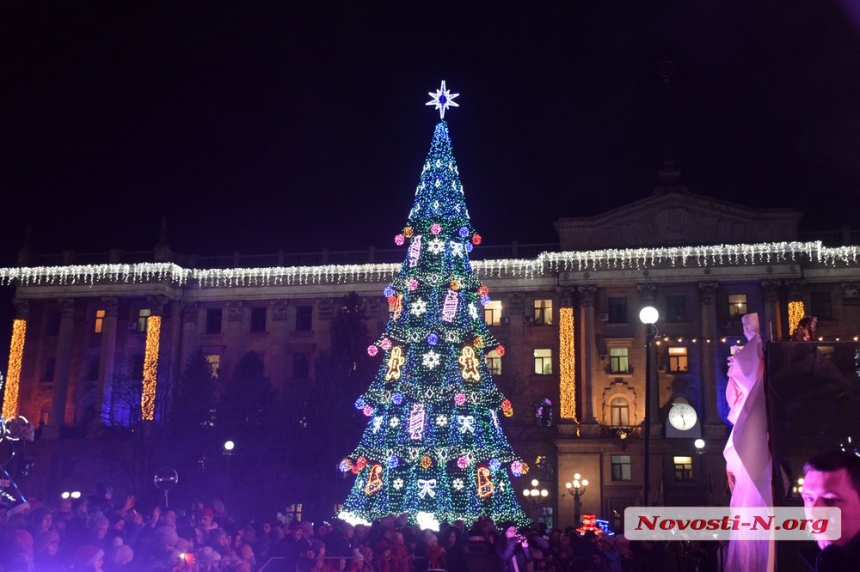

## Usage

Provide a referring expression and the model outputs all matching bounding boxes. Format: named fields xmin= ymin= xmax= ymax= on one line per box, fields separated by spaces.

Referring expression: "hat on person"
xmin=498 ymin=521 xmax=516 ymax=533
xmin=74 ymin=545 xmax=105 ymax=567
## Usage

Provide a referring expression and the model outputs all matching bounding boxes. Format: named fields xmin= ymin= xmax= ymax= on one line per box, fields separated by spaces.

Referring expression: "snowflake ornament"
xmin=427 ymin=238 xmax=445 ymax=255
xmin=393 ymin=478 xmax=404 ymax=490
xmin=411 ymin=299 xmax=428 ymax=316
xmin=423 ymin=350 xmax=441 ymax=369
xmin=452 ymin=479 xmax=465 ymax=491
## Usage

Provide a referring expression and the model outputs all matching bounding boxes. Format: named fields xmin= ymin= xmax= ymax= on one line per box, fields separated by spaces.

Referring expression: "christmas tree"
xmin=337 ymin=82 xmax=528 ymax=528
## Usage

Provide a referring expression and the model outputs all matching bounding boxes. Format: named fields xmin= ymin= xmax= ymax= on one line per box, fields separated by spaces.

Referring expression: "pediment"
xmin=554 ymin=187 xmax=803 ymax=250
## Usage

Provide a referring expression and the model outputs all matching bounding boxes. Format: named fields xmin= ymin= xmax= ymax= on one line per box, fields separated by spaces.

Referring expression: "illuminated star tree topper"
xmin=426 ymin=80 xmax=460 ymax=119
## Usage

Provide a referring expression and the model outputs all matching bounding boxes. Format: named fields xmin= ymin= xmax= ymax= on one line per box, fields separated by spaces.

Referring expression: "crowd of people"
xmin=0 ymin=483 xmax=674 ymax=572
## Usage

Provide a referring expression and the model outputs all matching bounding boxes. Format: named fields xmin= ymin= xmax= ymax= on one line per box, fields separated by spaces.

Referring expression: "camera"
xmin=515 ymin=534 xmax=526 ymax=543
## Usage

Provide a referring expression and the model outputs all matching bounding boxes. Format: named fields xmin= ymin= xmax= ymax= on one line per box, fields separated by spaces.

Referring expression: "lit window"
xmin=205 ymin=355 xmax=220 ymax=379
xmin=608 ymin=298 xmax=627 ymax=323
xmin=250 ymin=307 xmax=267 ymax=332
xmin=674 ymin=456 xmax=694 ymax=481
xmin=609 ymin=348 xmax=629 ymax=374
xmin=484 ymin=301 xmax=502 ymax=326
xmin=534 ymin=299 xmax=553 ymax=325
xmin=485 ymin=349 xmax=502 ymax=375
xmin=534 ymin=398 xmax=553 ymax=426
xmin=668 ymin=347 xmax=688 ymax=372
xmin=610 ymin=397 xmax=629 ymax=426
xmin=137 ymin=309 xmax=151 ymax=333
xmin=94 ymin=310 xmax=105 ymax=334
xmin=611 ymin=455 xmax=631 ymax=481
xmin=728 ymin=294 xmax=747 ymax=320
xmin=534 ymin=349 xmax=553 ymax=375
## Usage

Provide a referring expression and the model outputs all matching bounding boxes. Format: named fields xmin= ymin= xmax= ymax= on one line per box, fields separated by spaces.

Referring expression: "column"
xmin=178 ymin=303 xmax=199 ymax=376
xmin=760 ymin=280 xmax=783 ymax=342
xmin=698 ymin=282 xmax=721 ymax=430
xmin=557 ymin=286 xmax=577 ymax=421
xmin=224 ymin=300 xmax=245 ymax=365
xmin=3 ymin=299 xmax=29 ymax=420
xmin=146 ymin=296 xmax=168 ymax=421
xmin=270 ymin=299 xmax=289 ymax=393
xmin=577 ymin=286 xmax=597 ymax=424
xmin=97 ymin=297 xmax=119 ymax=424
xmin=48 ymin=298 xmax=76 ymax=434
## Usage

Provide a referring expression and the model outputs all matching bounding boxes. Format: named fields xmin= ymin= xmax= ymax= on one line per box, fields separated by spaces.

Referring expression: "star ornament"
xmin=426 ymin=80 xmax=460 ymax=119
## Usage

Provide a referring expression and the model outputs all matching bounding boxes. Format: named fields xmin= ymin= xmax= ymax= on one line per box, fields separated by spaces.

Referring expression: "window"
xmin=674 ymin=456 xmax=694 ymax=481
xmin=94 ymin=310 xmax=105 ymax=334
xmin=293 ymin=353 xmax=310 ymax=379
xmin=608 ymin=297 xmax=627 ymax=323
xmin=41 ymin=357 xmax=56 ymax=382
xmin=86 ymin=356 xmax=100 ymax=381
xmin=609 ymin=348 xmax=629 ymax=374
xmin=484 ymin=301 xmax=502 ymax=326
xmin=534 ymin=349 xmax=553 ymax=375
xmin=810 ymin=292 xmax=833 ymax=320
xmin=534 ymin=299 xmax=553 ymax=325
xmin=668 ymin=347 xmax=689 ymax=372
xmin=296 ymin=306 xmax=313 ymax=331
xmin=610 ymin=397 xmax=629 ymax=426
xmin=137 ymin=309 xmax=151 ymax=333
xmin=205 ymin=355 xmax=220 ymax=379
xmin=728 ymin=294 xmax=747 ymax=320
xmin=665 ymin=295 xmax=687 ymax=322
xmin=250 ymin=307 xmax=267 ymax=332
xmin=611 ymin=455 xmax=632 ymax=481
xmin=205 ymin=309 xmax=222 ymax=334
xmin=46 ymin=311 xmax=61 ymax=336
xmin=485 ymin=349 xmax=502 ymax=375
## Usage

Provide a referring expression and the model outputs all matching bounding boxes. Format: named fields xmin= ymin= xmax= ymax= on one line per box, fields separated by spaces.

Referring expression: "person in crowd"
xmin=792 ymin=316 xmax=818 ymax=341
xmin=496 ymin=522 xmax=532 ymax=572
xmin=801 ymin=450 xmax=860 ymax=571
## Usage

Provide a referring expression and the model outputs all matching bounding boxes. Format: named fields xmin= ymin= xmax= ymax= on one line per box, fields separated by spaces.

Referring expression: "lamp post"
xmin=522 ymin=478 xmax=549 ymax=524
xmin=639 ymin=306 xmax=658 ymax=507
xmin=565 ymin=473 xmax=588 ymax=527
xmin=695 ymin=439 xmax=706 ymax=506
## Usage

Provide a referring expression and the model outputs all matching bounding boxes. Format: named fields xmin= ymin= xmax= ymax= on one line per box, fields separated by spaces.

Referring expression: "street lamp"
xmin=565 ymin=473 xmax=589 ymax=527
xmin=522 ymin=478 xmax=548 ymax=523
xmin=695 ymin=439 xmax=706 ymax=506
xmin=639 ymin=306 xmax=658 ymax=507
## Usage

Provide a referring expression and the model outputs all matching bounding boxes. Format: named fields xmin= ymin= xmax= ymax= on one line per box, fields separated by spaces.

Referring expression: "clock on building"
xmin=665 ymin=399 xmax=701 ymax=438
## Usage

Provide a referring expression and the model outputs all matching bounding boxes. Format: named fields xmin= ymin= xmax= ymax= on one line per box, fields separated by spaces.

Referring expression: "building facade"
xmin=3 ymin=186 xmax=860 ymax=528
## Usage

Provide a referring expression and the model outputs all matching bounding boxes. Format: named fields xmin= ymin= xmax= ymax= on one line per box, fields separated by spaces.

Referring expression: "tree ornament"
xmin=420 ymin=456 xmax=433 ymax=469
xmin=339 ymin=459 xmax=353 ymax=473
xmin=454 ymin=393 xmax=466 ymax=406
xmin=489 ymin=458 xmax=501 ymax=471
xmin=367 ymin=345 xmax=379 ymax=357
xmin=417 ymin=478 xmax=437 ymax=498
xmin=411 ymin=298 xmax=428 ymax=316
xmin=354 ymin=398 xmax=367 ymax=410
xmin=465 ymin=242 xmax=474 ymax=252
xmin=395 ymin=234 xmax=405 ymax=245
xmin=423 ymin=350 xmax=441 ymax=369
xmin=393 ymin=478 xmax=404 ymax=490
xmin=472 ymin=234 xmax=482 ymax=245
xmin=403 ymin=226 xmax=414 ymax=238
xmin=427 ymin=238 xmax=445 ymax=255
xmin=390 ymin=417 xmax=400 ymax=428
xmin=385 ymin=346 xmax=406 ymax=381
xmin=392 ymin=393 xmax=404 ymax=405
xmin=427 ymin=333 xmax=439 ymax=345
xmin=365 ymin=464 xmax=383 ymax=495
xmin=426 ymin=80 xmax=460 ymax=119
xmin=436 ymin=414 xmax=448 ymax=427
xmin=388 ymin=455 xmax=399 ymax=468
xmin=384 ymin=286 xmax=395 ymax=298
xmin=477 ymin=285 xmax=489 ymax=297
xmin=457 ymin=415 xmax=475 ymax=434
xmin=409 ymin=403 xmax=426 ymax=440
xmin=356 ymin=457 xmax=368 ymax=470
xmin=408 ymin=278 xmax=419 ymax=290
xmin=442 ymin=290 xmax=459 ymax=322
xmin=480 ymin=295 xmax=491 ymax=306
xmin=393 ymin=295 xmax=404 ymax=321
xmin=458 ymin=226 xmax=469 ymax=237
xmin=459 ymin=347 xmax=481 ymax=382
xmin=496 ymin=345 xmax=505 ymax=357
xmin=472 ymin=336 xmax=484 ymax=348
xmin=477 ymin=466 xmax=494 ymax=498
xmin=450 ymin=242 xmax=464 ymax=257
xmin=501 ymin=399 xmax=514 ymax=417
xmin=387 ymin=294 xmax=399 ymax=307
xmin=450 ymin=279 xmax=460 ymax=291
xmin=380 ymin=338 xmax=393 ymax=350
xmin=373 ymin=416 xmax=384 ymax=433
xmin=363 ymin=405 xmax=374 ymax=417
xmin=452 ymin=478 xmax=465 ymax=491
xmin=408 ymin=235 xmax=422 ymax=267
xmin=510 ymin=461 xmax=523 ymax=477
xmin=457 ymin=456 xmax=469 ymax=469
xmin=431 ymin=223 xmax=442 ymax=235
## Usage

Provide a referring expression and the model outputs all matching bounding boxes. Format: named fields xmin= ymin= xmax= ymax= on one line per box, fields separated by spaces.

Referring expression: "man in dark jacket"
xmin=801 ymin=451 xmax=860 ymax=571
xmin=496 ymin=522 xmax=531 ymax=572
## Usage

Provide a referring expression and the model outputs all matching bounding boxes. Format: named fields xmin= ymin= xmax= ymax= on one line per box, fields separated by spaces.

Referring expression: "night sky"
xmin=3 ymin=1 xmax=860 ymax=265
